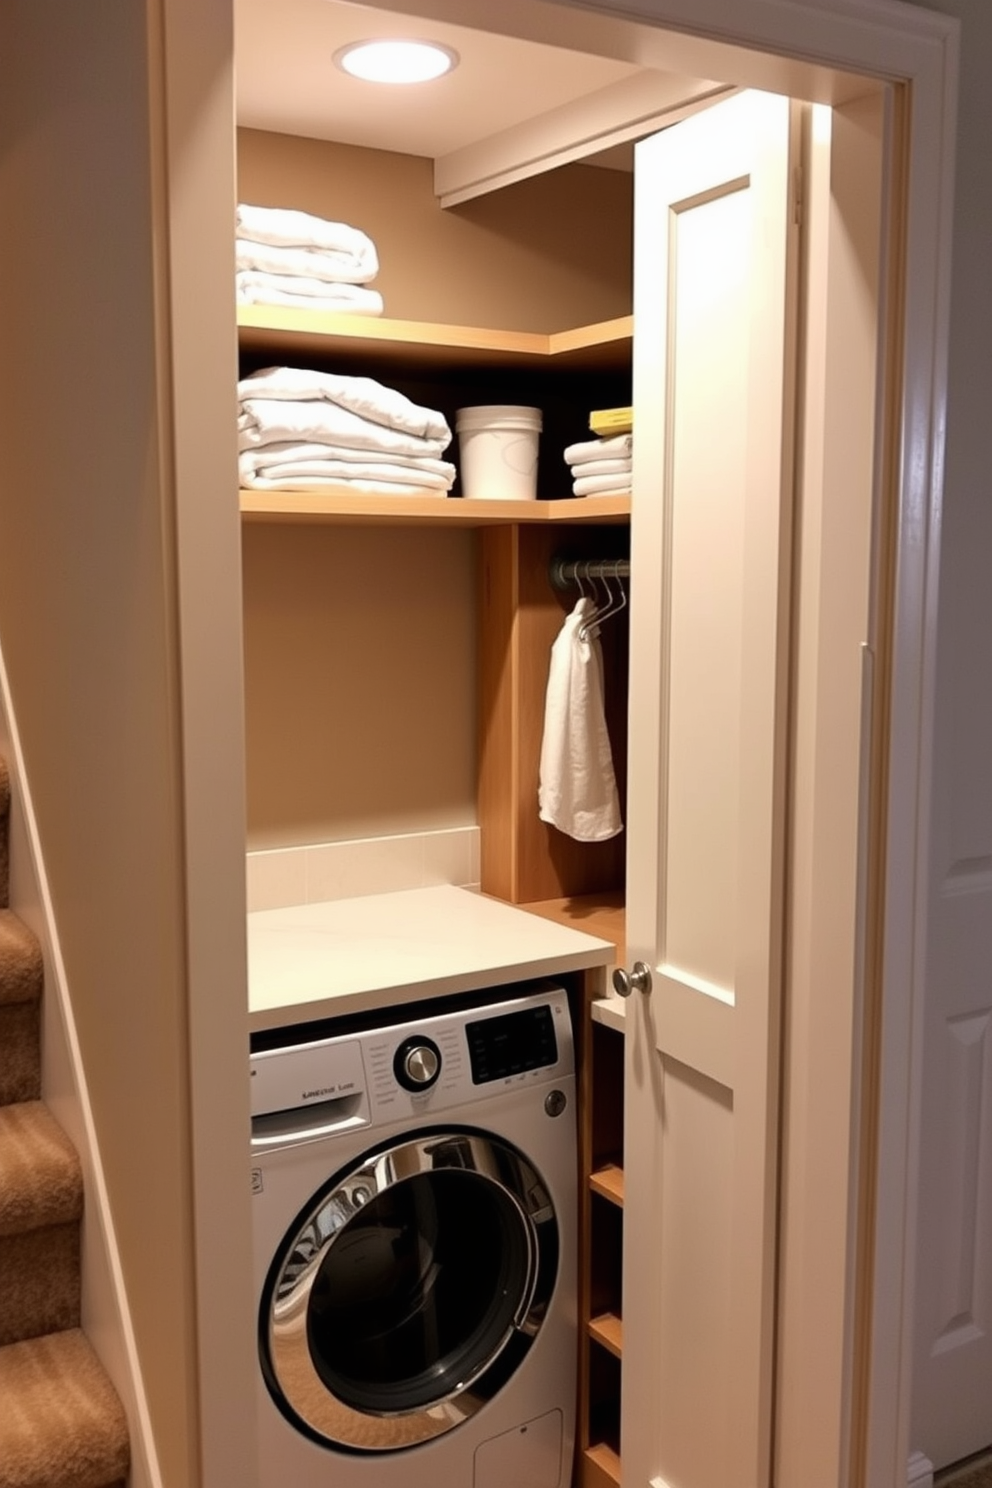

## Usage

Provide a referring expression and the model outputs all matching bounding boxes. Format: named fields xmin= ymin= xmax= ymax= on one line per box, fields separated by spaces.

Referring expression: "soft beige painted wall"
xmin=243 ymin=524 xmax=478 ymax=848
xmin=0 ymin=4 xmax=198 ymax=1483
xmin=237 ymin=127 xmax=633 ymax=330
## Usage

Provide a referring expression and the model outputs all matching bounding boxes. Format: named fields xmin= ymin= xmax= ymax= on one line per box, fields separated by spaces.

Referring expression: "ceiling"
xmin=233 ymin=0 xmax=698 ymax=170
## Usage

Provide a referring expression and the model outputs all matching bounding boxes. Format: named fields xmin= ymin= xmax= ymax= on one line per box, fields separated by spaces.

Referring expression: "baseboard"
xmin=909 ymin=1450 xmax=936 ymax=1487
xmin=0 ymin=638 xmax=162 ymax=1488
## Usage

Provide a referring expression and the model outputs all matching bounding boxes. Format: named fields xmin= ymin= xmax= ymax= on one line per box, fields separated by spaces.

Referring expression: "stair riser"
xmin=0 ymin=1223 xmax=80 ymax=1347
xmin=0 ymin=1002 xmax=40 ymax=1105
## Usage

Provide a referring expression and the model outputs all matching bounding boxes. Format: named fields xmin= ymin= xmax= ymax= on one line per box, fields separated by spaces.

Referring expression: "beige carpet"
xmin=0 ymin=757 xmax=129 ymax=1488
xmin=938 ymin=1455 xmax=992 ymax=1488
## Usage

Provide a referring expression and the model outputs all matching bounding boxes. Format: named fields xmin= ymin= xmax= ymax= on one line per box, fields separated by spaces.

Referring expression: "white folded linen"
xmin=239 ymin=454 xmax=455 ymax=490
xmin=236 ymin=274 xmax=383 ymax=316
xmin=241 ymin=473 xmax=453 ymax=496
xmin=572 ymin=470 xmax=634 ymax=497
xmin=236 ymin=237 xmax=378 ymax=285
xmin=538 ymin=597 xmax=623 ymax=842
xmin=564 ymin=433 xmax=633 ymax=466
xmin=238 ymin=398 xmax=450 ymax=460
xmin=238 ymin=367 xmax=450 ymax=444
xmin=236 ymin=204 xmax=378 ymax=275
xmin=240 ymin=442 xmax=455 ymax=478
xmin=567 ymin=456 xmax=632 ymax=480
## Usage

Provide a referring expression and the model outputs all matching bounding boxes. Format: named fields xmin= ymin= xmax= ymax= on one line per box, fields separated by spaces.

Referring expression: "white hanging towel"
xmin=538 ymin=598 xmax=623 ymax=842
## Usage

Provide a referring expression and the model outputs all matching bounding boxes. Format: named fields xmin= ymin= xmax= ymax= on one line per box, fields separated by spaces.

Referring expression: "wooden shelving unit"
xmin=239 ymin=491 xmax=630 ymax=526
xmin=237 ymin=305 xmax=633 ymax=373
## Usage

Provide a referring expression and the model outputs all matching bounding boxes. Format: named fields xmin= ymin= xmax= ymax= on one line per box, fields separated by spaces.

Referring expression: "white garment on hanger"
xmin=538 ymin=597 xmax=623 ymax=842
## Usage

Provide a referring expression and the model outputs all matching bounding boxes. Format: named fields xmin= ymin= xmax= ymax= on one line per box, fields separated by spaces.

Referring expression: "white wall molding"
xmin=908 ymin=1449 xmax=935 ymax=1486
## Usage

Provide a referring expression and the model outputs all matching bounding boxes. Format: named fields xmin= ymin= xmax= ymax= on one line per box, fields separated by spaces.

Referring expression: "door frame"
xmin=157 ymin=0 xmax=956 ymax=1482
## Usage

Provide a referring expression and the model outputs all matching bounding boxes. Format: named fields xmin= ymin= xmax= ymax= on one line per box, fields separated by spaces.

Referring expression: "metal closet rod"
xmin=549 ymin=555 xmax=631 ymax=592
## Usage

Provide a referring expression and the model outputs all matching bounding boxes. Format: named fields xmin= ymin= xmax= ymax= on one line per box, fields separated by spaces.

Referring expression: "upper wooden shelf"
xmin=240 ymin=491 xmax=631 ymax=527
xmin=237 ymin=306 xmax=633 ymax=374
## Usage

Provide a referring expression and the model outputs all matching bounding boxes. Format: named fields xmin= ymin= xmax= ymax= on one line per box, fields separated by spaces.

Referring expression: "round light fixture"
xmin=334 ymin=39 xmax=459 ymax=85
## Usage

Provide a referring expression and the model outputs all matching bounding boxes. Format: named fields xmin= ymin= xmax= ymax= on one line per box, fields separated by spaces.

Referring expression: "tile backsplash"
xmin=246 ymin=827 xmax=481 ymax=912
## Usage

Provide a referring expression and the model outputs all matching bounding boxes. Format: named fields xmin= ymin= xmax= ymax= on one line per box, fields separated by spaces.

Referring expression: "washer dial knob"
xmin=393 ymin=1036 xmax=442 ymax=1092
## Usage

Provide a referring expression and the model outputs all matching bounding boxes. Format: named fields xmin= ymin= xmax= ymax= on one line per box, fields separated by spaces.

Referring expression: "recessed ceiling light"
xmin=334 ymin=39 xmax=459 ymax=85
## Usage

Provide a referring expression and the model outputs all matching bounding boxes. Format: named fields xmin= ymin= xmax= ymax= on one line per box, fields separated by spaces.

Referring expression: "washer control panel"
xmin=250 ymin=985 xmax=574 ymax=1138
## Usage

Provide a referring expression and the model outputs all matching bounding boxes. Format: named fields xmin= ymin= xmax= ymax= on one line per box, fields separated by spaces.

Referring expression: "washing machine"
xmin=249 ymin=982 xmax=578 ymax=1488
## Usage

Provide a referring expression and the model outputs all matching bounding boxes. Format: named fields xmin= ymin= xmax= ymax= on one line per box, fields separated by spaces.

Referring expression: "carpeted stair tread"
xmin=0 ymin=1328 xmax=130 ymax=1488
xmin=0 ymin=1102 xmax=82 ymax=1236
xmin=0 ymin=753 xmax=8 ymax=907
xmin=0 ymin=910 xmax=43 ymax=1007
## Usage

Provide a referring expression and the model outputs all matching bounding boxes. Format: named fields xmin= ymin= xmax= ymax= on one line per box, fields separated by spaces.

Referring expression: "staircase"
xmin=0 ymin=756 xmax=130 ymax=1488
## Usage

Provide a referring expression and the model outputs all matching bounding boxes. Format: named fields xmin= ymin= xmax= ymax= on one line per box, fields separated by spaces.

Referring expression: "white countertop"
xmin=247 ymin=884 xmax=614 ymax=1032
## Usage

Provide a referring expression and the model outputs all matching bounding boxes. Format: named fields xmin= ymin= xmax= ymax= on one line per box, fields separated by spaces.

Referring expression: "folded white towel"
xmin=564 ymin=433 xmax=633 ymax=466
xmin=538 ymin=598 xmax=623 ymax=842
xmin=238 ymin=367 xmax=450 ymax=444
xmin=241 ymin=473 xmax=454 ymax=496
xmin=236 ymin=204 xmax=378 ymax=273
xmin=567 ymin=456 xmax=632 ymax=480
xmin=236 ymin=237 xmax=378 ymax=285
xmin=236 ymin=274 xmax=384 ymax=317
xmin=240 ymin=443 xmax=455 ymax=478
xmin=237 ymin=398 xmax=451 ymax=460
xmin=571 ymin=485 xmax=632 ymax=501
xmin=240 ymin=454 xmax=455 ymax=490
xmin=572 ymin=471 xmax=635 ymax=497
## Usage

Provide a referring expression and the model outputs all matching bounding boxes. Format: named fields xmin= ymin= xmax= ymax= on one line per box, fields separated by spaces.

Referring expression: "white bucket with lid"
xmin=455 ymin=405 xmax=543 ymax=501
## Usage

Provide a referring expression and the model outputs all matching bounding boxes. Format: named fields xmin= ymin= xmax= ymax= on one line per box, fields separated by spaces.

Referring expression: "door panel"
xmin=623 ymin=90 xmax=798 ymax=1488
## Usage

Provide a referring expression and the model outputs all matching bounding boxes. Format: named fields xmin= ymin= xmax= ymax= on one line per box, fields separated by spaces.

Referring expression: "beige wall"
xmin=237 ymin=127 xmax=633 ymax=331
xmin=243 ymin=523 xmax=478 ymax=848
xmin=0 ymin=4 xmax=198 ymax=1483
xmin=0 ymin=3 xmax=258 ymax=1486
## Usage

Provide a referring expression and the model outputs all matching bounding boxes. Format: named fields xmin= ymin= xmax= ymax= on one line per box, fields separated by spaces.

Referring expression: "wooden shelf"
xmin=239 ymin=491 xmax=630 ymax=526
xmin=590 ymin=1162 xmax=625 ymax=1207
xmin=237 ymin=305 xmax=632 ymax=373
xmin=589 ymin=1311 xmax=623 ymax=1359
xmin=521 ymin=893 xmax=625 ymax=960
xmin=582 ymin=1441 xmax=622 ymax=1488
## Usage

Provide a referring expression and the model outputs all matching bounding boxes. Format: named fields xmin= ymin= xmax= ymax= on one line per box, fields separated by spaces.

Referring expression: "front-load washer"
xmin=249 ymin=982 xmax=577 ymax=1488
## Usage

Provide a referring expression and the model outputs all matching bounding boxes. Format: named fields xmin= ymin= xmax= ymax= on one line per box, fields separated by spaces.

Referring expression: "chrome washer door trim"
xmin=261 ymin=1129 xmax=559 ymax=1452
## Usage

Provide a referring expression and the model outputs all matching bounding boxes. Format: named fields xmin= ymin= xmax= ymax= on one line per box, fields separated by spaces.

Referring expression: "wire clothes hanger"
xmin=549 ymin=555 xmax=630 ymax=640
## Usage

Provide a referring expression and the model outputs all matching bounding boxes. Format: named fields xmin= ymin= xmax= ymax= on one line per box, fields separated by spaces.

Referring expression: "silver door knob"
xmin=612 ymin=961 xmax=653 ymax=998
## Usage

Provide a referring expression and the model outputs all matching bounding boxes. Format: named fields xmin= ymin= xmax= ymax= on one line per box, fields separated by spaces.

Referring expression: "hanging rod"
xmin=549 ymin=555 xmax=630 ymax=593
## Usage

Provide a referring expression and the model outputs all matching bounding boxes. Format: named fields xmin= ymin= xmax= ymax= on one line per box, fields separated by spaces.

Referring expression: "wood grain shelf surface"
xmin=589 ymin=1162 xmax=625 ymax=1207
xmin=521 ymin=893 xmax=625 ymax=958
xmin=582 ymin=1441 xmax=622 ymax=1488
xmin=588 ymin=1311 xmax=623 ymax=1359
xmin=237 ymin=305 xmax=633 ymax=372
xmin=240 ymin=491 xmax=631 ymax=526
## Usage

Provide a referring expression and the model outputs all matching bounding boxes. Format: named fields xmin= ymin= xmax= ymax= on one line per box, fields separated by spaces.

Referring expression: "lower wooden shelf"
xmin=589 ymin=1162 xmax=625 ymax=1207
xmin=588 ymin=1311 xmax=623 ymax=1359
xmin=582 ymin=1441 xmax=622 ymax=1488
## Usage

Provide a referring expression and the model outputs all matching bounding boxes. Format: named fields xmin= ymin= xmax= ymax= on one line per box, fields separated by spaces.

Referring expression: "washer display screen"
xmin=465 ymin=1005 xmax=558 ymax=1084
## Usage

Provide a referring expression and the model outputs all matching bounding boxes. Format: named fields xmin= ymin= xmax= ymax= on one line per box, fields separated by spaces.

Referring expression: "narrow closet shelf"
xmin=583 ymin=1441 xmax=622 ymax=1488
xmin=239 ymin=491 xmax=631 ymax=527
xmin=237 ymin=305 xmax=633 ymax=373
xmin=521 ymin=893 xmax=625 ymax=960
xmin=589 ymin=1163 xmax=625 ymax=1207
xmin=588 ymin=1311 xmax=623 ymax=1359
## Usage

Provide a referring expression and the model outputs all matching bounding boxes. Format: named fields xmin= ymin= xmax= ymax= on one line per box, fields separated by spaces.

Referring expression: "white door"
xmin=622 ymin=90 xmax=798 ymax=1488
xmin=912 ymin=826 xmax=992 ymax=1467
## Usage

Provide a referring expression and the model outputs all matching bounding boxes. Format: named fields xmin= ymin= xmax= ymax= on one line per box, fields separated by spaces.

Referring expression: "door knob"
xmin=612 ymin=961 xmax=653 ymax=998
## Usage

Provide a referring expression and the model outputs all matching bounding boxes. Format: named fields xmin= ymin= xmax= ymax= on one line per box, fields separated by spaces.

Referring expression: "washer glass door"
xmin=262 ymin=1130 xmax=559 ymax=1451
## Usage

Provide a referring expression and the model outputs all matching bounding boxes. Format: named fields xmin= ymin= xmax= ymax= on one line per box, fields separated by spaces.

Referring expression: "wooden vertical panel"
xmin=479 ymin=521 xmax=628 ymax=906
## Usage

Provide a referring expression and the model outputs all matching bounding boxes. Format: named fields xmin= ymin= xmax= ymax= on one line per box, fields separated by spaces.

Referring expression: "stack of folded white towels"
xmin=563 ymin=432 xmax=633 ymax=498
xmin=236 ymin=203 xmax=384 ymax=316
xmin=237 ymin=366 xmax=456 ymax=495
